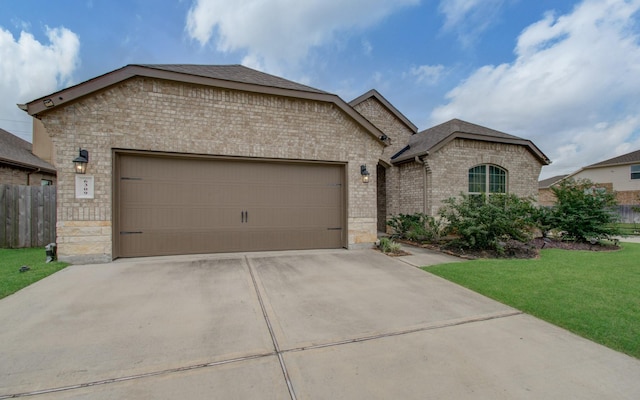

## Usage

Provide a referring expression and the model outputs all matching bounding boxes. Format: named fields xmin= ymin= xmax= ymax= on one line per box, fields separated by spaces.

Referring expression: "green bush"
xmin=549 ymin=179 xmax=620 ymax=242
xmin=438 ymin=193 xmax=536 ymax=252
xmin=387 ymin=213 xmax=444 ymax=243
xmin=378 ymin=237 xmax=402 ymax=254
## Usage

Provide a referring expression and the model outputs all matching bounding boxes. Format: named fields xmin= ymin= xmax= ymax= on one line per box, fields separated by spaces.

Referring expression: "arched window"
xmin=468 ymin=165 xmax=507 ymax=194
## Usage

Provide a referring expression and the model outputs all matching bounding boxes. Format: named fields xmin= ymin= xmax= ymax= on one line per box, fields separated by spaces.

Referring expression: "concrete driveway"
xmin=1 ymin=249 xmax=639 ymax=399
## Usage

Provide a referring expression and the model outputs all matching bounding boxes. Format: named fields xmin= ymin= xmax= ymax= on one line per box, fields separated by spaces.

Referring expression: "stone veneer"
xmin=39 ymin=77 xmax=383 ymax=263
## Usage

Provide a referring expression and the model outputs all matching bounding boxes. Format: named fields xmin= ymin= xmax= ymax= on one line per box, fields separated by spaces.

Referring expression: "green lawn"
xmin=0 ymin=248 xmax=69 ymax=299
xmin=616 ymin=223 xmax=640 ymax=236
xmin=424 ymin=243 xmax=640 ymax=359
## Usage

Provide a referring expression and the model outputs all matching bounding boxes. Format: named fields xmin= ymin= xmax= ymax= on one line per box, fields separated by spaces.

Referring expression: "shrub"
xmin=387 ymin=213 xmax=444 ymax=243
xmin=378 ymin=237 xmax=402 ymax=254
xmin=549 ymin=179 xmax=620 ymax=242
xmin=438 ymin=193 xmax=536 ymax=252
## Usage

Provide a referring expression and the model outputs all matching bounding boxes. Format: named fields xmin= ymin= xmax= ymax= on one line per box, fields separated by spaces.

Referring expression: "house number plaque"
xmin=75 ymin=175 xmax=95 ymax=199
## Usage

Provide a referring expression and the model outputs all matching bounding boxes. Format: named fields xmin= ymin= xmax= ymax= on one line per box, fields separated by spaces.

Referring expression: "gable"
xmin=392 ymin=118 xmax=550 ymax=165
xmin=21 ymin=64 xmax=387 ymax=147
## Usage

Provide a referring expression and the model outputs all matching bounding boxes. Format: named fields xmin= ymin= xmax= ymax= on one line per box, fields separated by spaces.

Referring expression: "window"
xmin=631 ymin=165 xmax=640 ymax=180
xmin=468 ymin=165 xmax=507 ymax=194
xmin=41 ymin=179 xmax=53 ymax=186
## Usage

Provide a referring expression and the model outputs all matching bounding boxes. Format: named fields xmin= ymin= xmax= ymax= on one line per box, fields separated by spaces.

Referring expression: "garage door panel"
xmin=117 ymin=155 xmax=344 ymax=257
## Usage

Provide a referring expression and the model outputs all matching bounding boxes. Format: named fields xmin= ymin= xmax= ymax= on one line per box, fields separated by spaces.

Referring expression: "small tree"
xmin=550 ymin=179 xmax=620 ymax=242
xmin=438 ymin=193 xmax=536 ymax=252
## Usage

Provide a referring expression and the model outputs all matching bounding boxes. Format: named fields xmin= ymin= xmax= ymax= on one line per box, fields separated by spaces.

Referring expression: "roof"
xmin=21 ymin=64 xmax=386 ymax=145
xmin=349 ymin=89 xmax=418 ymax=133
xmin=136 ymin=64 xmax=328 ymax=94
xmin=392 ymin=118 xmax=551 ymax=165
xmin=0 ymin=128 xmax=56 ymax=173
xmin=583 ymin=149 xmax=640 ymax=169
xmin=538 ymin=175 xmax=567 ymax=189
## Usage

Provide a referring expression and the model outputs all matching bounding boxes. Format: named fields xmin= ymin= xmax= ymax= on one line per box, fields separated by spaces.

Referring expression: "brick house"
xmin=21 ymin=64 xmax=549 ymax=263
xmin=388 ymin=119 xmax=550 ymax=216
xmin=0 ymin=128 xmax=56 ymax=186
xmin=539 ymin=150 xmax=640 ymax=221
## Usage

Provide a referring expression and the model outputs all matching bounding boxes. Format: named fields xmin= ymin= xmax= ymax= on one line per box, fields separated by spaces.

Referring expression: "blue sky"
xmin=1 ymin=0 xmax=639 ymax=179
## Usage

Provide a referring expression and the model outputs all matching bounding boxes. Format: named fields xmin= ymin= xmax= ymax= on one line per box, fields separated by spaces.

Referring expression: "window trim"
xmin=468 ymin=164 xmax=507 ymax=195
xmin=631 ymin=164 xmax=640 ymax=180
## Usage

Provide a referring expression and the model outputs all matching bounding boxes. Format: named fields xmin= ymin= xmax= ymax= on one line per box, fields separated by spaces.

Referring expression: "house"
xmin=20 ymin=64 xmax=549 ymax=263
xmin=540 ymin=150 xmax=640 ymax=219
xmin=538 ymin=175 xmax=567 ymax=206
xmin=0 ymin=128 xmax=56 ymax=186
xmin=388 ymin=119 xmax=550 ymax=216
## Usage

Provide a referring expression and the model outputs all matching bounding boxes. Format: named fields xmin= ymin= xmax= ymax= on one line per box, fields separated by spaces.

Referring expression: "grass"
xmin=616 ymin=222 xmax=640 ymax=236
xmin=424 ymin=243 xmax=640 ymax=359
xmin=0 ymin=247 xmax=69 ymax=299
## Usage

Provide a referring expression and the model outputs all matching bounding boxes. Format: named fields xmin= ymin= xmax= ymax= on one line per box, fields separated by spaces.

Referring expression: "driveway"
xmin=1 ymin=249 xmax=639 ymax=399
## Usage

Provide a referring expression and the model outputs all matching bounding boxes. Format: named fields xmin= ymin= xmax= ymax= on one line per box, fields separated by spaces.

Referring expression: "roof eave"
xmin=23 ymin=65 xmax=387 ymax=146
xmin=0 ymin=158 xmax=56 ymax=174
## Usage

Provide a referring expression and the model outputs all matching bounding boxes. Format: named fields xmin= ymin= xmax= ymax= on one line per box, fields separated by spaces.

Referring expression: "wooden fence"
xmin=618 ymin=205 xmax=640 ymax=224
xmin=0 ymin=184 xmax=56 ymax=248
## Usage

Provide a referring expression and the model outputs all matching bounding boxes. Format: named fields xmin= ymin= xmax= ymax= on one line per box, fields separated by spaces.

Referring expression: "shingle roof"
xmin=134 ymin=64 xmax=328 ymax=94
xmin=392 ymin=118 xmax=550 ymax=164
xmin=538 ymin=175 xmax=567 ymax=189
xmin=0 ymin=128 xmax=55 ymax=172
xmin=584 ymin=149 xmax=640 ymax=169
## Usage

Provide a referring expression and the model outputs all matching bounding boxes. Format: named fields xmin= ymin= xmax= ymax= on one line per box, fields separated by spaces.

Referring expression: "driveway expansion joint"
xmin=244 ymin=256 xmax=298 ymax=400
xmin=281 ymin=310 xmax=524 ymax=354
xmin=0 ymin=352 xmax=276 ymax=400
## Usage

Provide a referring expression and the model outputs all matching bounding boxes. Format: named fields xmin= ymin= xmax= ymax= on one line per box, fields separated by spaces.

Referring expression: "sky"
xmin=1 ymin=0 xmax=639 ymax=179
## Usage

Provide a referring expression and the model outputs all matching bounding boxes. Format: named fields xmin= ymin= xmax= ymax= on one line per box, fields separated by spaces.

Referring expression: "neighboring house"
xmin=389 ymin=119 xmax=550 ymax=216
xmin=20 ymin=64 xmax=549 ymax=263
xmin=538 ymin=175 xmax=568 ymax=206
xmin=0 ymin=128 xmax=56 ymax=186
xmin=541 ymin=150 xmax=640 ymax=220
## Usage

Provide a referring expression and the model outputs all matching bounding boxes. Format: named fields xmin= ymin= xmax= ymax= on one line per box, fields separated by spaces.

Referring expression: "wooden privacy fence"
xmin=618 ymin=205 xmax=640 ymax=224
xmin=0 ymin=184 xmax=56 ymax=248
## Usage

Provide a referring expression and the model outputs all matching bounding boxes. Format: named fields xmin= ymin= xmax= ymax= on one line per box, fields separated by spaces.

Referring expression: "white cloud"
xmin=0 ymin=26 xmax=80 ymax=141
xmin=438 ymin=0 xmax=506 ymax=45
xmin=185 ymin=0 xmax=418 ymax=73
xmin=431 ymin=0 xmax=640 ymax=178
xmin=362 ymin=39 xmax=373 ymax=56
xmin=408 ymin=64 xmax=445 ymax=85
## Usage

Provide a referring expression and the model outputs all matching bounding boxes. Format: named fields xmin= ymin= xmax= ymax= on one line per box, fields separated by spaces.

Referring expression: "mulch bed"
xmin=396 ymin=237 xmax=620 ymax=260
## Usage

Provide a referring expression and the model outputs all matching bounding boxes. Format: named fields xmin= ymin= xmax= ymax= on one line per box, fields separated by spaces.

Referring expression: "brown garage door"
xmin=116 ymin=154 xmax=345 ymax=257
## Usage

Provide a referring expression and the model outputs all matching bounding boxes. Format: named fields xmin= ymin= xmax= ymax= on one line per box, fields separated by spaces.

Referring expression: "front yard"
xmin=424 ymin=243 xmax=640 ymax=359
xmin=0 ymin=248 xmax=68 ymax=299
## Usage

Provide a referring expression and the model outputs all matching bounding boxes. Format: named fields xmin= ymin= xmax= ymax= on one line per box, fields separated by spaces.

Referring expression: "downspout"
xmin=26 ymin=168 xmax=41 ymax=186
xmin=414 ymin=155 xmax=428 ymax=215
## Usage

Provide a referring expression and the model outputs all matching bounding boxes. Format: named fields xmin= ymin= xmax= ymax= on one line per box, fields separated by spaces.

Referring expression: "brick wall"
xmin=0 ymin=166 xmax=56 ymax=186
xmin=40 ymin=77 xmax=383 ymax=263
xmin=351 ymin=97 xmax=414 ymax=231
xmin=616 ymin=190 xmax=640 ymax=205
xmin=540 ymin=184 xmax=639 ymax=207
xmin=422 ymin=139 xmax=543 ymax=215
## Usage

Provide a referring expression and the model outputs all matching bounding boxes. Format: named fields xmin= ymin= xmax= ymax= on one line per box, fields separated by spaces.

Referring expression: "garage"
xmin=116 ymin=153 xmax=345 ymax=258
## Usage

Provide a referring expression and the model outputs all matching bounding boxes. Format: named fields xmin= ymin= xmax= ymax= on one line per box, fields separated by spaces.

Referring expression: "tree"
xmin=438 ymin=193 xmax=536 ymax=252
xmin=549 ymin=179 xmax=620 ymax=242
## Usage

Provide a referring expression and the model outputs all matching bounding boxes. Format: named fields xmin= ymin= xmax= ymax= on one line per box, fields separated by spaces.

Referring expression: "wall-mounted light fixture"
xmin=73 ymin=148 xmax=89 ymax=174
xmin=43 ymin=99 xmax=54 ymax=108
xmin=360 ymin=164 xmax=370 ymax=183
